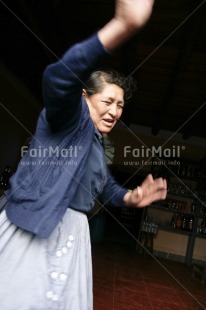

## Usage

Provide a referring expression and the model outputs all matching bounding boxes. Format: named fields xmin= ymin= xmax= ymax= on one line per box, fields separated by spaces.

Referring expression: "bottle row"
xmin=157 ymin=199 xmax=188 ymax=212
xmin=168 ymin=183 xmax=194 ymax=196
xmin=156 ymin=199 xmax=206 ymax=217
xmin=167 ymin=160 xmax=206 ymax=180
xmin=171 ymin=214 xmax=194 ymax=232
xmin=170 ymin=214 xmax=206 ymax=235
xmin=141 ymin=218 xmax=158 ymax=234
xmin=197 ymin=220 xmax=206 ymax=235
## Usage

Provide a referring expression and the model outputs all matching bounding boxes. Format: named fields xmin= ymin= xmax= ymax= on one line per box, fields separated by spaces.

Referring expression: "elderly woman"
xmin=0 ymin=0 xmax=167 ymax=309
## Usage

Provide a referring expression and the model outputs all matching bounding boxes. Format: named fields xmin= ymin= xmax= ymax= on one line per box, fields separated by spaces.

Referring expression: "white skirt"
xmin=0 ymin=195 xmax=93 ymax=310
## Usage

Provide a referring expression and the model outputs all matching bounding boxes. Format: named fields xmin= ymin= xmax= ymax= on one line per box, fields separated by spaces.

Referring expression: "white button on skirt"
xmin=0 ymin=196 xmax=93 ymax=310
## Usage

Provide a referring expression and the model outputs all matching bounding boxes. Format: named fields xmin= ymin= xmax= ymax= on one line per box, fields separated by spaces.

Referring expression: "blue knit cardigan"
xmin=5 ymin=34 xmax=127 ymax=238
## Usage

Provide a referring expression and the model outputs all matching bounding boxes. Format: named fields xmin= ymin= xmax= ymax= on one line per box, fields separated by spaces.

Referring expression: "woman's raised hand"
xmin=98 ymin=0 xmax=155 ymax=51
xmin=115 ymin=0 xmax=155 ymax=32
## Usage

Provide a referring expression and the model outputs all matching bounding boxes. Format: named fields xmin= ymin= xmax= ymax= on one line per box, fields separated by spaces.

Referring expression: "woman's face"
xmin=84 ymin=83 xmax=124 ymax=134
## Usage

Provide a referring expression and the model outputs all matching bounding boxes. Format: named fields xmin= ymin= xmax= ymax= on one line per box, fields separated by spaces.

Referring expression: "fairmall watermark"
xmin=124 ymin=159 xmax=180 ymax=167
xmin=124 ymin=145 xmax=185 ymax=158
xmin=20 ymin=159 xmax=78 ymax=166
xmin=20 ymin=145 xmax=83 ymax=166
xmin=21 ymin=145 xmax=82 ymax=158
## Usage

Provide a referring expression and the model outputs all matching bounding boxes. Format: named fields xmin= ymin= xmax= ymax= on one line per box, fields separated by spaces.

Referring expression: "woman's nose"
xmin=108 ymin=104 xmax=117 ymax=117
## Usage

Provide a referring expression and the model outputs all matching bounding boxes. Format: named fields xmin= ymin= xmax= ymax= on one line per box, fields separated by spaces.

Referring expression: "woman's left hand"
xmin=124 ymin=174 xmax=167 ymax=208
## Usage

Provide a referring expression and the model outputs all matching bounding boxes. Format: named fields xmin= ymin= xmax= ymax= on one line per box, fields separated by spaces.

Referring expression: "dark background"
xmin=0 ymin=0 xmax=206 ymax=140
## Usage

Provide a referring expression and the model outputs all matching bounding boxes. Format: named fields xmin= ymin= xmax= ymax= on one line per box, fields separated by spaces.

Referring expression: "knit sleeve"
xmin=100 ymin=167 xmax=128 ymax=207
xmin=42 ymin=33 xmax=109 ymax=132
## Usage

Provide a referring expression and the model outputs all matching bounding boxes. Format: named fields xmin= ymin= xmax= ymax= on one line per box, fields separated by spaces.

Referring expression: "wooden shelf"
xmin=158 ymin=225 xmax=193 ymax=236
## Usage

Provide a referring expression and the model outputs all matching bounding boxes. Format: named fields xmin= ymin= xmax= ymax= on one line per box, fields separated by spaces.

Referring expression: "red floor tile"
xmin=92 ymin=242 xmax=206 ymax=310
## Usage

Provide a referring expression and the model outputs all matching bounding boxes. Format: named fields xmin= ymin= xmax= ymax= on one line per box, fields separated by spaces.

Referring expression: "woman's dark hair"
xmin=85 ymin=69 xmax=136 ymax=102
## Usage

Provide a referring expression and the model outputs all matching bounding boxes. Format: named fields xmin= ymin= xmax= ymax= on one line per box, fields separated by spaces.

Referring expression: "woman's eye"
xmin=118 ymin=105 xmax=124 ymax=109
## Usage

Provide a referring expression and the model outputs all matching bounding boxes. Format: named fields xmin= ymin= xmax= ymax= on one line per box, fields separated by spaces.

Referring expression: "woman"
xmin=0 ymin=0 xmax=167 ymax=309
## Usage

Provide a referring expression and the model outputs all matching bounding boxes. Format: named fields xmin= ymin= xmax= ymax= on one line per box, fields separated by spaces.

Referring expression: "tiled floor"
xmin=92 ymin=242 xmax=206 ymax=310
